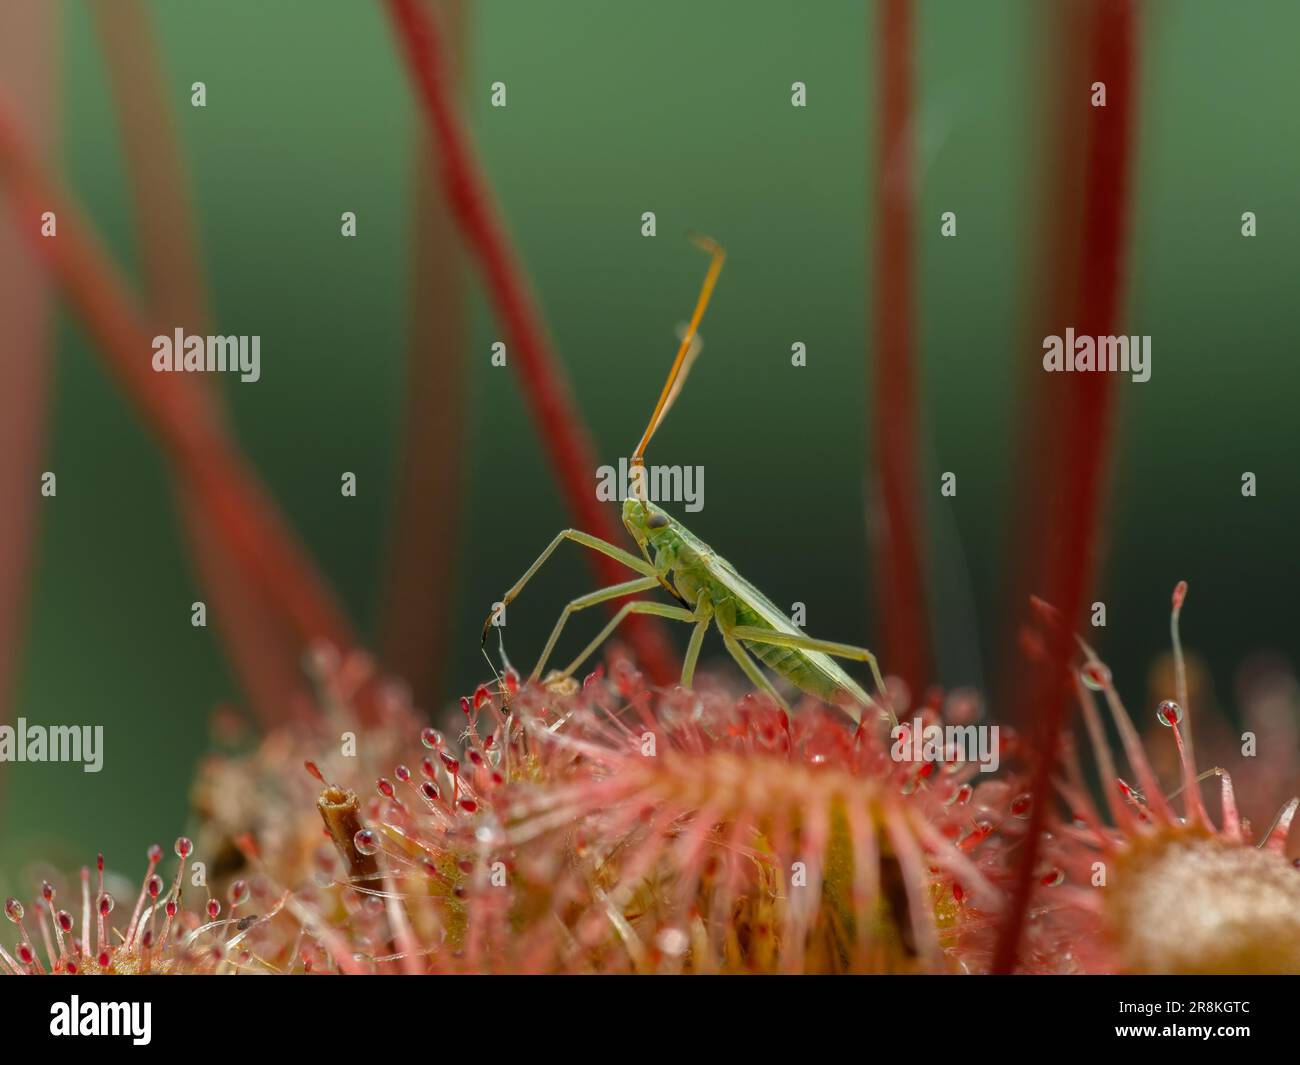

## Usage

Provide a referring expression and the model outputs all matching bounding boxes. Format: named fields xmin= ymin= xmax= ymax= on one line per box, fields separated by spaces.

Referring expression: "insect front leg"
xmin=483 ymin=529 xmax=657 ymax=644
xmin=530 ymin=575 xmax=661 ymax=680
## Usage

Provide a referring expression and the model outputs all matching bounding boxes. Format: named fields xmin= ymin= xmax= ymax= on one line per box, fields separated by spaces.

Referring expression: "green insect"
xmin=484 ymin=237 xmax=894 ymax=726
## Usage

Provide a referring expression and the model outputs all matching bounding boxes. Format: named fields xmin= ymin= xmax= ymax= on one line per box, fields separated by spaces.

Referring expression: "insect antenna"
xmin=629 ymin=235 xmax=726 ymax=488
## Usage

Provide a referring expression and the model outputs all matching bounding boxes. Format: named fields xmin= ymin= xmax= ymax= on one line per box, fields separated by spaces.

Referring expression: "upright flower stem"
xmin=993 ymin=0 xmax=1139 ymax=974
xmin=870 ymin=0 xmax=931 ymax=698
xmin=381 ymin=0 xmax=469 ymax=713
xmin=384 ymin=0 xmax=678 ymax=686
xmin=998 ymin=0 xmax=1091 ymax=713
xmin=0 ymin=103 xmax=356 ymax=680
xmin=91 ymin=0 xmax=307 ymax=725
xmin=0 ymin=0 xmax=59 ymax=823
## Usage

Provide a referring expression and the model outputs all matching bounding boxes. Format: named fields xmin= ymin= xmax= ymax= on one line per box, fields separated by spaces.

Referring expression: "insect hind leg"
xmin=727 ymin=625 xmax=896 ymax=726
xmin=720 ymin=630 xmax=791 ymax=714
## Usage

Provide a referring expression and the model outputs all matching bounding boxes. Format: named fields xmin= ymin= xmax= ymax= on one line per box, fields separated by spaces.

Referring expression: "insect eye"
xmin=647 ymin=513 xmax=669 ymax=530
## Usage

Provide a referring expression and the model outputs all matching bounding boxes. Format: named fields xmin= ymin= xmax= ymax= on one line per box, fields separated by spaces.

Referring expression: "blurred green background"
xmin=3 ymin=0 xmax=1298 ymax=876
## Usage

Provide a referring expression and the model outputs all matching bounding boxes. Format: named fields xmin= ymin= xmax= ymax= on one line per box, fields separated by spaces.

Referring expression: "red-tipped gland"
xmin=1172 ymin=580 xmax=1188 ymax=611
xmin=207 ymin=899 xmax=221 ymax=920
xmin=1081 ymin=661 xmax=1111 ymax=692
xmin=1116 ymin=779 xmax=1147 ymax=810
xmin=147 ymin=875 xmax=163 ymax=899
xmin=1157 ymin=699 xmax=1184 ymax=727
xmin=174 ymin=837 xmax=193 ymax=859
xmin=304 ymin=760 xmax=325 ymax=783
xmin=5 ymin=898 xmax=23 ymax=922
xmin=421 ymin=727 xmax=442 ymax=750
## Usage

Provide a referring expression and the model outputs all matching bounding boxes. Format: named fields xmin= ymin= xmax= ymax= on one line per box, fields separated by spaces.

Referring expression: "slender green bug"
xmin=484 ymin=237 xmax=895 ymax=726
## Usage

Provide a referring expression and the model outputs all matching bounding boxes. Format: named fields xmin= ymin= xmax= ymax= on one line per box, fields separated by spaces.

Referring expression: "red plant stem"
xmin=381 ymin=0 xmax=468 ymax=712
xmin=0 ymin=0 xmax=59 ymax=824
xmin=90 ymin=0 xmax=208 ymax=332
xmin=998 ymin=0 xmax=1090 ymax=722
xmin=0 ymin=101 xmax=356 ymax=667
xmin=91 ymin=0 xmax=307 ymax=725
xmin=871 ymin=0 xmax=930 ymax=697
xmin=384 ymin=0 xmax=677 ymax=686
xmin=992 ymin=0 xmax=1139 ymax=974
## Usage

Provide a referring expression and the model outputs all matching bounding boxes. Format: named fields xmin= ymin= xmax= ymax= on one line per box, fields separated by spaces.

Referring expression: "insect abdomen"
xmin=730 ymin=602 xmax=844 ymax=701
xmin=748 ymin=639 xmax=842 ymax=699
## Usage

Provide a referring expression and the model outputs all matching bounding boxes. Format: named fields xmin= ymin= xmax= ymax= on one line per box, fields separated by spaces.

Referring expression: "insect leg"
xmin=719 ymin=630 xmax=791 ymax=714
xmin=560 ymin=599 xmax=696 ymax=679
xmin=727 ymin=626 xmax=896 ymax=725
xmin=484 ymin=530 xmax=657 ymax=643
xmin=530 ymin=575 xmax=661 ymax=680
